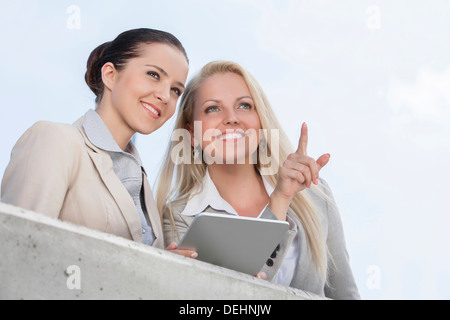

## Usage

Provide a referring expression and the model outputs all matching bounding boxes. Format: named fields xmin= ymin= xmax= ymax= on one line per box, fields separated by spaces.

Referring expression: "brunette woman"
xmin=2 ymin=28 xmax=195 ymax=257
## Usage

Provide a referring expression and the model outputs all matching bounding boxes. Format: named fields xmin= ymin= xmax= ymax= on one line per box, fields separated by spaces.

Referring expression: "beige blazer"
xmin=163 ymin=179 xmax=360 ymax=300
xmin=1 ymin=117 xmax=164 ymax=249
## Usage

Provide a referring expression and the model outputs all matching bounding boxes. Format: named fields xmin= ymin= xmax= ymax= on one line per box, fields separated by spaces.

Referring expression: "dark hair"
xmin=85 ymin=28 xmax=188 ymax=103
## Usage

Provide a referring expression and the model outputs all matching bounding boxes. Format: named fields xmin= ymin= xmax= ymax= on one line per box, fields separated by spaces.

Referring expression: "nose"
xmin=154 ymin=83 xmax=170 ymax=104
xmin=223 ymin=108 xmax=240 ymax=125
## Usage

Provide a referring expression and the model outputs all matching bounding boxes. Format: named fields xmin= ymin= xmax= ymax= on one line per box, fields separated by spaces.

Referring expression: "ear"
xmin=101 ymin=62 xmax=117 ymax=92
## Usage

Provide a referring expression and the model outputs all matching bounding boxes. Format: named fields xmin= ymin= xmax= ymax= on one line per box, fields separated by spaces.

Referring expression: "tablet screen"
xmin=178 ymin=212 xmax=289 ymax=275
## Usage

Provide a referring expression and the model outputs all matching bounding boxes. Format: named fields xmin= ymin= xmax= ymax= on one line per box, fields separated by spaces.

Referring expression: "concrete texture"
xmin=0 ymin=202 xmax=323 ymax=300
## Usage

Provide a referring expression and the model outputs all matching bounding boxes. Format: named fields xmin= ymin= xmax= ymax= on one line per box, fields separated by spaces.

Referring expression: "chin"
xmin=136 ymin=128 xmax=156 ymax=136
xmin=139 ymin=122 xmax=164 ymax=135
xmin=223 ymin=151 xmax=253 ymax=165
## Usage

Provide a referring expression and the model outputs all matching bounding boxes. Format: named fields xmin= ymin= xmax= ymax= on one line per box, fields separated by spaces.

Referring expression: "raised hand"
xmin=268 ymin=123 xmax=330 ymax=220
xmin=292 ymin=122 xmax=330 ymax=189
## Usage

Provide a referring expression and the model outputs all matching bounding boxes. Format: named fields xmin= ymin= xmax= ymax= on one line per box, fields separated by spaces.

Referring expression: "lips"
xmin=141 ymin=101 xmax=161 ymax=118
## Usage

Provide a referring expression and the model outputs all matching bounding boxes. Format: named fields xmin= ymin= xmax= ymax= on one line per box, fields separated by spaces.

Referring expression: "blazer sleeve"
xmin=1 ymin=121 xmax=78 ymax=218
xmin=320 ymin=179 xmax=361 ymax=300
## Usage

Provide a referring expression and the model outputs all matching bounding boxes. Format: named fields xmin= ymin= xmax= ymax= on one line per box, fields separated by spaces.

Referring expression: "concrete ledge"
xmin=0 ymin=202 xmax=324 ymax=300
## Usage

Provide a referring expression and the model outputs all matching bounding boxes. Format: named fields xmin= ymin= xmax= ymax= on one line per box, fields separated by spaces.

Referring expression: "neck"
xmin=95 ymin=101 xmax=134 ymax=150
xmin=208 ymin=163 xmax=256 ymax=183
xmin=208 ymin=163 xmax=269 ymax=217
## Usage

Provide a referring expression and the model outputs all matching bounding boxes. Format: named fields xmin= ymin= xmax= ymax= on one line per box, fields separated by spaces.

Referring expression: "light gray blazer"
xmin=163 ymin=179 xmax=360 ymax=300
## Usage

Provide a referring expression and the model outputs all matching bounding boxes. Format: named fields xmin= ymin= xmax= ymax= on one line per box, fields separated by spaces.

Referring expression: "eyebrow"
xmin=237 ymin=95 xmax=253 ymax=101
xmin=145 ymin=64 xmax=185 ymax=89
xmin=202 ymin=96 xmax=253 ymax=105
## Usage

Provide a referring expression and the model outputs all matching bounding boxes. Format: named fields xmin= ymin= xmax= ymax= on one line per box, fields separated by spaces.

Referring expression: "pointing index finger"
xmin=296 ymin=122 xmax=308 ymax=155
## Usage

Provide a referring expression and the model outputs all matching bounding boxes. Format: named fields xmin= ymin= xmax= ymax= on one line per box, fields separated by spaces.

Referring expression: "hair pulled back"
xmin=85 ymin=28 xmax=188 ymax=103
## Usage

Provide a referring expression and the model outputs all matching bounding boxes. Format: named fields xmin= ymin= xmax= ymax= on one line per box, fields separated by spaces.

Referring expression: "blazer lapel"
xmin=142 ymin=173 xmax=164 ymax=249
xmin=73 ymin=118 xmax=143 ymax=243
xmin=88 ymin=149 xmax=143 ymax=243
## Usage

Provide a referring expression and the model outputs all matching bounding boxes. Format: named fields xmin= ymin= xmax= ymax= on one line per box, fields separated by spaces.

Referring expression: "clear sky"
xmin=1 ymin=0 xmax=450 ymax=299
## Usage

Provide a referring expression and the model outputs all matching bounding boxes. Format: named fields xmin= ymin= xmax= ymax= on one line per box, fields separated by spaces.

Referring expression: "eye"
xmin=238 ymin=103 xmax=252 ymax=110
xmin=147 ymin=71 xmax=160 ymax=80
xmin=205 ymin=106 xmax=220 ymax=113
xmin=171 ymin=87 xmax=182 ymax=97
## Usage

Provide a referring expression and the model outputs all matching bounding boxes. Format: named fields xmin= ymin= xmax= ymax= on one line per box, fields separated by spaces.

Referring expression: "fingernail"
xmin=314 ymin=179 xmax=319 ymax=185
xmin=191 ymin=252 xmax=198 ymax=258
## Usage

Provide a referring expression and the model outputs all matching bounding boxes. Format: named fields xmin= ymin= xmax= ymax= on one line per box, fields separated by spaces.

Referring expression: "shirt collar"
xmin=180 ymin=169 xmax=275 ymax=217
xmin=83 ymin=109 xmax=143 ymax=166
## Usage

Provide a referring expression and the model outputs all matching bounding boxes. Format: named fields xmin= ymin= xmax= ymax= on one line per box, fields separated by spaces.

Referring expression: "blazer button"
xmin=270 ymin=251 xmax=277 ymax=259
xmin=266 ymin=259 xmax=274 ymax=267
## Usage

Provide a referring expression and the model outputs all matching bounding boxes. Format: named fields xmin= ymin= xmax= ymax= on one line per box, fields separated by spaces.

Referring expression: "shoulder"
xmin=304 ymin=178 xmax=334 ymax=214
xmin=162 ymin=197 xmax=193 ymax=244
xmin=16 ymin=120 xmax=83 ymax=150
xmin=162 ymin=197 xmax=198 ymax=232
xmin=163 ymin=197 xmax=189 ymax=221
xmin=302 ymin=177 xmax=343 ymax=231
xmin=10 ymin=120 xmax=86 ymax=164
xmin=28 ymin=120 xmax=81 ymax=140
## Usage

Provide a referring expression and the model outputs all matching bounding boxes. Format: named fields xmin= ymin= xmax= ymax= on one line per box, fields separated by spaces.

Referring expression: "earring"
xmin=259 ymin=137 xmax=267 ymax=152
xmin=192 ymin=145 xmax=201 ymax=159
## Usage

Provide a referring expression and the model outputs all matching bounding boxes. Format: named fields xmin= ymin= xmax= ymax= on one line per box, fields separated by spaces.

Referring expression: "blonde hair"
xmin=156 ymin=61 xmax=328 ymax=278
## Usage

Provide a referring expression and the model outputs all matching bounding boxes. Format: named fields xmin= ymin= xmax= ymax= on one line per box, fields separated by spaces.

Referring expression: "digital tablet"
xmin=178 ymin=212 xmax=290 ymax=275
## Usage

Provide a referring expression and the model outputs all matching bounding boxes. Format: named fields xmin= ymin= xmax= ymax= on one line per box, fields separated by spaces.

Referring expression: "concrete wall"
xmin=0 ymin=202 xmax=324 ymax=300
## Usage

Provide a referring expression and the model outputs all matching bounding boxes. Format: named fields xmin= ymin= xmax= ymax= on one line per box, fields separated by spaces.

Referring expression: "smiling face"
xmin=191 ymin=72 xmax=262 ymax=164
xmin=98 ymin=42 xmax=189 ymax=148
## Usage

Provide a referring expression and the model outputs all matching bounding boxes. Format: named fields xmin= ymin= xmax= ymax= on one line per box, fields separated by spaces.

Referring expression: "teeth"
xmin=219 ymin=133 xmax=245 ymax=140
xmin=142 ymin=102 xmax=160 ymax=116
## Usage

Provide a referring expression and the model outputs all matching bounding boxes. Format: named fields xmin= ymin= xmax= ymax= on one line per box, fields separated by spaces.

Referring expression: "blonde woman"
xmin=156 ymin=61 xmax=360 ymax=299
